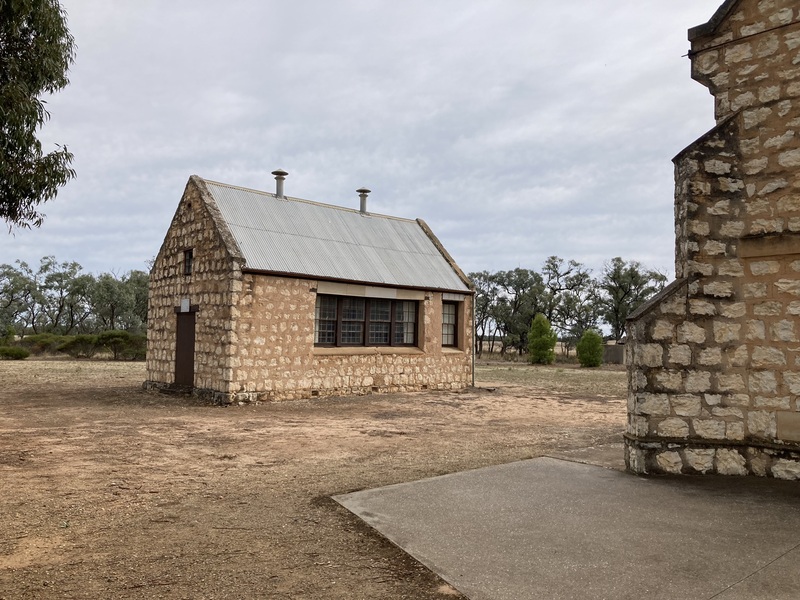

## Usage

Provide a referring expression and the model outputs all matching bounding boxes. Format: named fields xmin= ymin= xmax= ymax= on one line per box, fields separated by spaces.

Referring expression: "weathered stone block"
xmin=704 ymin=281 xmax=734 ymax=298
xmin=686 ymin=371 xmax=712 ymax=393
xmin=655 ymin=451 xmax=684 ymax=474
xmin=673 ymin=394 xmax=702 ymax=417
xmin=772 ymin=319 xmax=797 ymax=342
xmin=727 ymin=422 xmax=745 ymax=440
xmin=635 ymin=393 xmax=670 ymax=417
xmin=654 ymin=370 xmax=684 ymax=392
xmin=779 ymin=148 xmax=800 ymax=167
xmin=693 ymin=419 xmax=727 ymax=440
xmin=772 ymin=459 xmax=800 ymax=480
xmin=703 ymin=240 xmax=728 ymax=256
xmin=719 ymin=260 xmax=745 ymax=277
xmin=783 ymin=372 xmax=800 ymax=394
xmin=717 ymin=373 xmax=746 ymax=393
xmin=660 ymin=295 xmax=686 ymax=316
xmin=628 ymin=415 xmax=649 ymax=437
xmin=685 ymin=448 xmax=715 ymax=473
xmin=657 ymin=418 xmax=690 ymax=438
xmin=776 ymin=279 xmax=800 ymax=296
xmin=720 ymin=302 xmax=746 ymax=318
xmin=651 ymin=320 xmax=675 ymax=340
xmin=743 ymin=283 xmax=768 ymax=298
xmin=716 ymin=449 xmax=748 ymax=475
xmin=714 ymin=321 xmax=741 ymax=343
xmin=754 ymin=395 xmax=791 ymax=410
xmin=752 ymin=346 xmax=786 ymax=367
xmin=704 ymin=159 xmax=732 ymax=174
xmin=698 ymin=347 xmax=722 ymax=366
xmin=689 ymin=299 xmax=716 ymax=315
xmin=746 ymin=319 xmax=766 ymax=340
xmin=678 ymin=322 xmax=706 ymax=344
xmin=720 ymin=221 xmax=745 ymax=237
xmin=747 ymin=410 xmax=776 ymax=437
xmin=711 ymin=406 xmax=743 ymax=418
xmin=750 ymin=261 xmax=780 ymax=275
xmin=668 ymin=345 xmax=692 ymax=366
xmin=749 ymin=371 xmax=778 ymax=394
xmin=635 ymin=344 xmax=664 ymax=367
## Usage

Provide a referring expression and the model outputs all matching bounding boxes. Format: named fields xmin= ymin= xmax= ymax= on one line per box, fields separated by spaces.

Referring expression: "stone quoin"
xmin=625 ymin=0 xmax=800 ymax=479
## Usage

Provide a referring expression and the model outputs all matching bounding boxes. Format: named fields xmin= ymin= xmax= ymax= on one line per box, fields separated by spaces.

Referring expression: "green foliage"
xmin=599 ymin=257 xmax=667 ymax=342
xmin=576 ymin=329 xmax=604 ymax=368
xmin=120 ymin=333 xmax=147 ymax=361
xmin=97 ymin=330 xmax=131 ymax=360
xmin=527 ymin=313 xmax=557 ymax=365
xmin=19 ymin=333 xmax=65 ymax=354
xmin=0 ymin=326 xmax=14 ymax=345
xmin=57 ymin=334 xmax=99 ymax=358
xmin=0 ymin=257 xmax=149 ymax=336
xmin=96 ymin=330 xmax=146 ymax=360
xmin=1 ymin=0 xmax=76 ymax=228
xmin=0 ymin=346 xmax=29 ymax=360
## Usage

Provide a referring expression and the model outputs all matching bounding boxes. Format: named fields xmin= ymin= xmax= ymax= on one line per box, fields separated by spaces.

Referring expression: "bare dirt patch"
xmin=0 ymin=359 xmax=626 ymax=599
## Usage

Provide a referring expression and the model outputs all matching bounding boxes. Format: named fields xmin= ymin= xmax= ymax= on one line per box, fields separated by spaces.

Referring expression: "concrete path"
xmin=334 ymin=457 xmax=800 ymax=600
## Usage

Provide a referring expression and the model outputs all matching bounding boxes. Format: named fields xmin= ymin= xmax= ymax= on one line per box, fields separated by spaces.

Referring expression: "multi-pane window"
xmin=442 ymin=301 xmax=457 ymax=347
xmin=314 ymin=295 xmax=418 ymax=347
xmin=183 ymin=249 xmax=194 ymax=276
xmin=314 ymin=296 xmax=338 ymax=345
xmin=394 ymin=301 xmax=416 ymax=345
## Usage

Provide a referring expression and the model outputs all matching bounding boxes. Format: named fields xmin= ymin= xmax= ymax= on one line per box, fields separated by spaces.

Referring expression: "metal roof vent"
xmin=357 ymin=188 xmax=371 ymax=214
xmin=272 ymin=169 xmax=288 ymax=198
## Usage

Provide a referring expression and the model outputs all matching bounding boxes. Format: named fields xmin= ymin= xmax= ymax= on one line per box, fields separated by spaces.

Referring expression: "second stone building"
xmin=145 ymin=172 xmax=474 ymax=403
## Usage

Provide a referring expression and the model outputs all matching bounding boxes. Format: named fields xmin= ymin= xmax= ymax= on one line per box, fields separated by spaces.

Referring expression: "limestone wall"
xmin=625 ymin=0 xmax=800 ymax=478
xmin=145 ymin=177 xmax=242 ymax=396
xmin=229 ymin=273 xmax=474 ymax=402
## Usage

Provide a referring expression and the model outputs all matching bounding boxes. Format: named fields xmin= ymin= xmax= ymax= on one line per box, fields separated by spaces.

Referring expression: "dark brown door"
xmin=175 ymin=312 xmax=196 ymax=387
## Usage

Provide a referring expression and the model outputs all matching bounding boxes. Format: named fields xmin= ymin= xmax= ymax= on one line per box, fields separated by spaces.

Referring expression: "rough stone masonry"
xmin=625 ymin=0 xmax=800 ymax=478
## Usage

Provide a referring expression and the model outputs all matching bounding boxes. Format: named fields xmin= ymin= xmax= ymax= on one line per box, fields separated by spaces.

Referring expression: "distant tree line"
xmin=469 ymin=256 xmax=667 ymax=357
xmin=0 ymin=256 xmax=149 ymax=359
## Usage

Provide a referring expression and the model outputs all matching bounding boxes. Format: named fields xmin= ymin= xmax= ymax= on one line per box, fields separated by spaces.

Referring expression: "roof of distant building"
xmin=196 ymin=177 xmax=471 ymax=293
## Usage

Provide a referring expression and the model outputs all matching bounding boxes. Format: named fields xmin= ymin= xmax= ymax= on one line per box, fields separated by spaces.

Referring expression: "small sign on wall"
xmin=180 ymin=298 xmax=191 ymax=313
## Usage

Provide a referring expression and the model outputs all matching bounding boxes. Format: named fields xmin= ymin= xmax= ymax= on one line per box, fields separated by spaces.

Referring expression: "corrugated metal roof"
xmin=202 ymin=179 xmax=470 ymax=292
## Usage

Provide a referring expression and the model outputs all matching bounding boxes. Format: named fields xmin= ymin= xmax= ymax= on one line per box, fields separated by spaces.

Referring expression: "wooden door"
xmin=175 ymin=312 xmax=196 ymax=387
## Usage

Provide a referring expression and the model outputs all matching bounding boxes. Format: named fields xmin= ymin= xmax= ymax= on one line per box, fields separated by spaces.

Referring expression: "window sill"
xmin=314 ymin=346 xmax=424 ymax=356
xmin=442 ymin=347 xmax=466 ymax=354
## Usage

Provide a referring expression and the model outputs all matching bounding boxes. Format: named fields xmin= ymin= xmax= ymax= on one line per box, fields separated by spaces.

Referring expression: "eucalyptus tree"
xmin=1 ymin=0 xmax=76 ymax=228
xmin=599 ymin=257 xmax=667 ymax=342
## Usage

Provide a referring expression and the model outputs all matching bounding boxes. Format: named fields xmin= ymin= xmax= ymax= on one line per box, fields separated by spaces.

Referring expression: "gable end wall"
xmin=625 ymin=0 xmax=800 ymax=479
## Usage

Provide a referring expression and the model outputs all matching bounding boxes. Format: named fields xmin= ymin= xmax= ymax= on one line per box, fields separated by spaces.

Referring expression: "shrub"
xmin=19 ymin=333 xmax=66 ymax=355
xmin=97 ymin=330 xmax=132 ymax=360
xmin=120 ymin=333 xmax=147 ymax=361
xmin=0 ymin=346 xmax=30 ymax=360
xmin=528 ymin=313 xmax=557 ymax=365
xmin=576 ymin=329 xmax=604 ymax=368
xmin=58 ymin=334 xmax=100 ymax=358
xmin=0 ymin=326 xmax=14 ymax=345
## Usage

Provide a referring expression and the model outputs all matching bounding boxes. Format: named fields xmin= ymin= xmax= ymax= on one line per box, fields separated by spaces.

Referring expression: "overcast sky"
xmin=3 ymin=1 xmax=724 ymax=280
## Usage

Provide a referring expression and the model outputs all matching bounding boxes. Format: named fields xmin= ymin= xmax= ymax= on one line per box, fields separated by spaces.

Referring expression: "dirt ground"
xmin=0 ymin=359 xmax=627 ymax=599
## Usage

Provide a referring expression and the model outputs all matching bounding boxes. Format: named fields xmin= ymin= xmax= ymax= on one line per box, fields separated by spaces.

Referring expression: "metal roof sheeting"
xmin=203 ymin=179 xmax=470 ymax=292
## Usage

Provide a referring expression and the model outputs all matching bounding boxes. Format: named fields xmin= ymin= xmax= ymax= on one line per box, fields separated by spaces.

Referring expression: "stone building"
xmin=144 ymin=172 xmax=474 ymax=403
xmin=625 ymin=0 xmax=800 ymax=478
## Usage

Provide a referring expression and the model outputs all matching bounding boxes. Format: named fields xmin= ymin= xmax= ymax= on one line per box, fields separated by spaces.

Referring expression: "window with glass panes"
xmin=314 ymin=295 xmax=418 ymax=347
xmin=442 ymin=301 xmax=457 ymax=347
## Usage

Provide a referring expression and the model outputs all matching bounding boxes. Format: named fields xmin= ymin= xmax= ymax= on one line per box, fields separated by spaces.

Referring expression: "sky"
xmin=3 ymin=1 xmax=725 ymax=280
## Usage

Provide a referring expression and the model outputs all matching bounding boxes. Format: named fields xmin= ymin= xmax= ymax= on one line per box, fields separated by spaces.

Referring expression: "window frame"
xmin=183 ymin=249 xmax=194 ymax=276
xmin=314 ymin=294 xmax=418 ymax=348
xmin=442 ymin=301 xmax=458 ymax=348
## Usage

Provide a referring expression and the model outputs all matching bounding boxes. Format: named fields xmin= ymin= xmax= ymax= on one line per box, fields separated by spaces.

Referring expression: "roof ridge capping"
xmin=199 ymin=176 xmax=417 ymax=224
xmin=688 ymin=0 xmax=741 ymax=41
